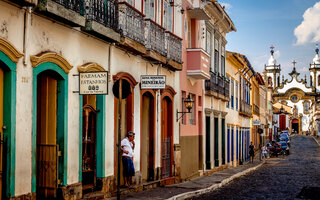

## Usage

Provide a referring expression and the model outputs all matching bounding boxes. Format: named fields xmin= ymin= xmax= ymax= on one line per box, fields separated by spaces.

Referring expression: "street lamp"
xmin=176 ymin=94 xmax=194 ymax=122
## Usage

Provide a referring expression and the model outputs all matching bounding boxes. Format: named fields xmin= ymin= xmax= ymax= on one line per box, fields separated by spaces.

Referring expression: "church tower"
xmin=264 ymin=46 xmax=281 ymax=89
xmin=310 ymin=45 xmax=320 ymax=92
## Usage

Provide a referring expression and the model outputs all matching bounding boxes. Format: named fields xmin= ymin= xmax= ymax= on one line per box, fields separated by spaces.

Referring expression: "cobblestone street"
xmin=191 ymin=135 xmax=320 ymax=200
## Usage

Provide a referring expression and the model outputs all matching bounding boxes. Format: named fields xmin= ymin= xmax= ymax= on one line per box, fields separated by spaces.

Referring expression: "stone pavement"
xmin=111 ymin=158 xmax=264 ymax=200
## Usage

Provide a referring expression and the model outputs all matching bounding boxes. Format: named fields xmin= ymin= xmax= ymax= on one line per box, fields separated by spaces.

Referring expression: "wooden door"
xmin=82 ymin=104 xmax=97 ymax=191
xmin=0 ymin=67 xmax=3 ymax=200
xmin=205 ymin=116 xmax=210 ymax=170
xmin=36 ymin=74 xmax=58 ymax=199
xmin=161 ymin=97 xmax=172 ymax=179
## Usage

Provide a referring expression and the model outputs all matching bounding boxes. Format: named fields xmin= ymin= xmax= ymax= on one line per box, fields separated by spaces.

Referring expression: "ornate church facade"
xmin=263 ymin=46 xmax=320 ymax=136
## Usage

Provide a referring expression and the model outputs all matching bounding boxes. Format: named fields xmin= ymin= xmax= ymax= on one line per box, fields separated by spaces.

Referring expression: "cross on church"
xmin=292 ymin=60 xmax=297 ymax=68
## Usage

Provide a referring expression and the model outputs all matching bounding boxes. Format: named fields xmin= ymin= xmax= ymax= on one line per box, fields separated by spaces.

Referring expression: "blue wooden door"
xmin=231 ymin=127 xmax=234 ymax=162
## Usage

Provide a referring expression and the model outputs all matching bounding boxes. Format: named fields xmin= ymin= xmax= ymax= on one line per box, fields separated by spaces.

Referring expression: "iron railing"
xmin=85 ymin=0 xmax=119 ymax=30
xmin=239 ymin=100 xmax=252 ymax=116
xmin=52 ymin=0 xmax=83 ymax=14
xmin=205 ymin=73 xmax=230 ymax=98
xmin=165 ymin=32 xmax=182 ymax=63
xmin=118 ymin=2 xmax=145 ymax=45
xmin=145 ymin=19 xmax=166 ymax=57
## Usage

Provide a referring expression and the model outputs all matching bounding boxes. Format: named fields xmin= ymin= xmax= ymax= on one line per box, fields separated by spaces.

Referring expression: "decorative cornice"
xmin=0 ymin=37 xmax=23 ymax=63
xmin=30 ymin=52 xmax=73 ymax=73
xmin=78 ymin=62 xmax=105 ymax=72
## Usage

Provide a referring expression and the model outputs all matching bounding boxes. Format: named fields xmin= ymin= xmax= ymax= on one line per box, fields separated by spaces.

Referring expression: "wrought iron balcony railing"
xmin=165 ymin=32 xmax=182 ymax=63
xmin=239 ymin=100 xmax=252 ymax=117
xmin=253 ymin=104 xmax=260 ymax=115
xmin=52 ymin=0 xmax=83 ymax=14
xmin=118 ymin=2 xmax=145 ymax=45
xmin=145 ymin=19 xmax=166 ymax=57
xmin=205 ymin=73 xmax=229 ymax=98
xmin=84 ymin=0 xmax=118 ymax=30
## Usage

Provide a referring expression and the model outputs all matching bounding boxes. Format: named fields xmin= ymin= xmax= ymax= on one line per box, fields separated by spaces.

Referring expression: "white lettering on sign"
xmin=141 ymin=75 xmax=166 ymax=89
xmin=79 ymin=72 xmax=108 ymax=95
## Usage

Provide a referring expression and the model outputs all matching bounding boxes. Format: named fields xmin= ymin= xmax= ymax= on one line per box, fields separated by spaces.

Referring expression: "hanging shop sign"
xmin=252 ymin=120 xmax=261 ymax=126
xmin=79 ymin=71 xmax=108 ymax=95
xmin=140 ymin=75 xmax=166 ymax=89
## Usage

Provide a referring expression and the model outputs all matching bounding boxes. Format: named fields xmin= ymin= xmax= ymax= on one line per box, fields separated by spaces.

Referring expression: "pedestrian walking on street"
xmin=121 ymin=131 xmax=135 ymax=188
xmin=261 ymin=144 xmax=268 ymax=160
xmin=249 ymin=142 xmax=254 ymax=163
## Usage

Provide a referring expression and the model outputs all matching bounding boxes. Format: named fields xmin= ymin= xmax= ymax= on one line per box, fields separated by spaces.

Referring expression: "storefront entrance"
xmin=141 ymin=91 xmax=155 ymax=181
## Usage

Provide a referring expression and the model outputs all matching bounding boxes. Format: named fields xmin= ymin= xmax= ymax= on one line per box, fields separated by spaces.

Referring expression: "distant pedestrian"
xmin=249 ymin=142 xmax=254 ymax=163
xmin=261 ymin=145 xmax=268 ymax=160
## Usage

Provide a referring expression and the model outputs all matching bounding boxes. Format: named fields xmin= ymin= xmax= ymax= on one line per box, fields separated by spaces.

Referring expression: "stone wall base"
xmin=9 ymin=192 xmax=36 ymax=200
xmin=57 ymin=182 xmax=82 ymax=200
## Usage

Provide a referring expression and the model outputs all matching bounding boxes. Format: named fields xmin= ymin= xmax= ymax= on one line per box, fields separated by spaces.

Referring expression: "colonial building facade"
xmin=0 ymin=0 xmax=183 ymax=199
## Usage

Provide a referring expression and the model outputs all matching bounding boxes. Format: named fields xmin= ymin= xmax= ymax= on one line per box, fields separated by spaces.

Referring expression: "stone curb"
xmin=312 ymin=136 xmax=320 ymax=146
xmin=167 ymin=162 xmax=264 ymax=200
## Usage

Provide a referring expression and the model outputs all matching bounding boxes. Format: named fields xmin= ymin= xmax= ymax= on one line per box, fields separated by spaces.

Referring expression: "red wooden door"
xmin=161 ymin=97 xmax=173 ymax=178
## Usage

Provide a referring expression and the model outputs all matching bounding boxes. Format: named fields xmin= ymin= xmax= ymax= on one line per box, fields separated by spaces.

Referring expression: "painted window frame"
xmin=163 ymin=0 xmax=173 ymax=32
xmin=231 ymin=79 xmax=234 ymax=109
xmin=143 ymin=0 xmax=156 ymax=21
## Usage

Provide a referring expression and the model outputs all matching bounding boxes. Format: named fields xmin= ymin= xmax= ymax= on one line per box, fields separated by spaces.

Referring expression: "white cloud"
xmin=294 ymin=2 xmax=320 ymax=45
xmin=220 ymin=2 xmax=232 ymax=11
xmin=300 ymin=66 xmax=309 ymax=72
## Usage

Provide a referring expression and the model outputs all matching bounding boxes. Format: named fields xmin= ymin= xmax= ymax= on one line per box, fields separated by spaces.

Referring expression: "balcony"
xmin=38 ymin=0 xmax=86 ymax=27
xmin=186 ymin=48 xmax=210 ymax=80
xmin=118 ymin=2 xmax=145 ymax=52
xmin=239 ymin=100 xmax=252 ymax=117
xmin=205 ymin=72 xmax=229 ymax=100
xmin=166 ymin=32 xmax=182 ymax=70
xmin=144 ymin=19 xmax=167 ymax=63
xmin=253 ymin=104 xmax=260 ymax=115
xmin=83 ymin=0 xmax=120 ymax=42
xmin=11 ymin=0 xmax=37 ymax=6
xmin=37 ymin=0 xmax=120 ymax=42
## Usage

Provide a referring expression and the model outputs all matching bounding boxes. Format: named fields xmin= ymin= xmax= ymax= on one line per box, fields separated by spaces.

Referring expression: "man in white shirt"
xmin=121 ymin=131 xmax=135 ymax=187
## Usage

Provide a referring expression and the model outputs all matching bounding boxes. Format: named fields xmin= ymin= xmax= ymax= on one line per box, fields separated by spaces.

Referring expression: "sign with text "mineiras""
xmin=141 ymin=75 xmax=166 ymax=89
xmin=79 ymin=71 xmax=108 ymax=95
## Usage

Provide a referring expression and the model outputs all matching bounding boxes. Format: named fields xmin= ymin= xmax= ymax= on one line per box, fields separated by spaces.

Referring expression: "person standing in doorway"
xmin=121 ymin=131 xmax=135 ymax=188
xmin=249 ymin=142 xmax=255 ymax=163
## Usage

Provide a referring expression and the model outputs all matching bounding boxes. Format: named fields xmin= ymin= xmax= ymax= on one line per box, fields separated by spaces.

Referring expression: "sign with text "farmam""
xmin=80 ymin=71 xmax=108 ymax=95
xmin=141 ymin=75 xmax=166 ymax=89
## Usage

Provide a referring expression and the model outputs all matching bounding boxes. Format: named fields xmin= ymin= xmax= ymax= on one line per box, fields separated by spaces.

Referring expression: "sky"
xmin=220 ymin=0 xmax=320 ymax=80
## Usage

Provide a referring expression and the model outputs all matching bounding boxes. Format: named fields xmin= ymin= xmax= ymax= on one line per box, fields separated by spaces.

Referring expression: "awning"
xmin=188 ymin=8 xmax=210 ymax=20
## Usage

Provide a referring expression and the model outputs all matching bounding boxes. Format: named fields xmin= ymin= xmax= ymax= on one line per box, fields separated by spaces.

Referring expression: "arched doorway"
xmin=140 ymin=90 xmax=155 ymax=182
xmin=31 ymin=52 xmax=71 ymax=198
xmin=113 ymin=73 xmax=138 ymax=185
xmin=0 ymin=38 xmax=22 ymax=199
xmin=160 ymin=86 xmax=175 ymax=179
xmin=36 ymin=70 xmax=65 ymax=198
xmin=292 ymin=119 xmax=299 ymax=134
